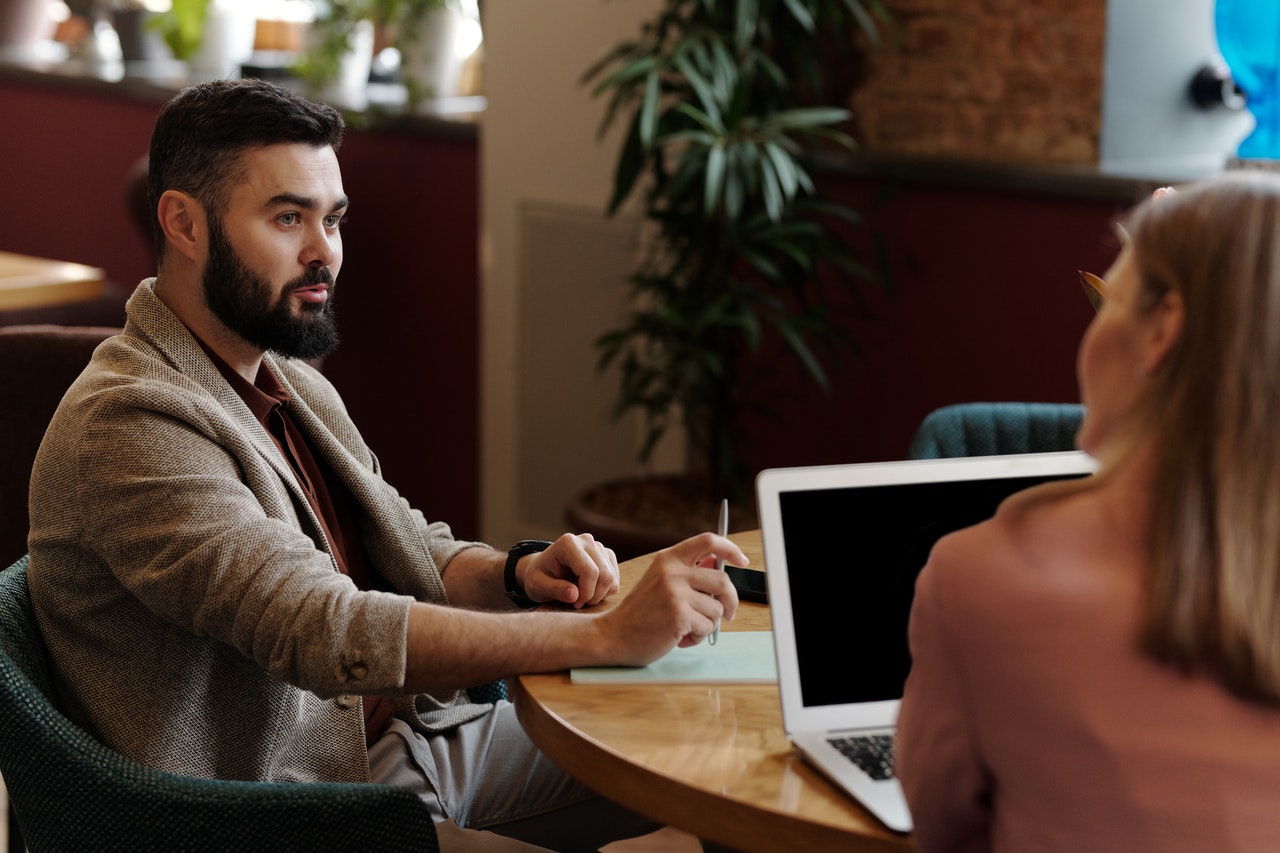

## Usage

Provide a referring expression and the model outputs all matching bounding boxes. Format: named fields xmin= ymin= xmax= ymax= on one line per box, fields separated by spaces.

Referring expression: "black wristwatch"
xmin=504 ymin=540 xmax=553 ymax=608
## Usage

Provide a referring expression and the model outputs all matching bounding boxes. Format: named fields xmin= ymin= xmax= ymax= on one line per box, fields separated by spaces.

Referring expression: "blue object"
xmin=1216 ymin=0 xmax=1280 ymax=158
xmin=908 ymin=402 xmax=1084 ymax=460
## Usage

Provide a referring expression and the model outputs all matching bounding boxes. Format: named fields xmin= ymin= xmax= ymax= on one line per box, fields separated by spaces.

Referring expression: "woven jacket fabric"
xmin=0 ymin=556 xmax=440 ymax=853
xmin=26 ymin=279 xmax=492 ymax=785
xmin=907 ymin=402 xmax=1084 ymax=460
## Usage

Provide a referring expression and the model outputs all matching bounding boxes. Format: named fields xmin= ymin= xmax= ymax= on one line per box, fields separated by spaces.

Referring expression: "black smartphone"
xmin=725 ymin=564 xmax=767 ymax=604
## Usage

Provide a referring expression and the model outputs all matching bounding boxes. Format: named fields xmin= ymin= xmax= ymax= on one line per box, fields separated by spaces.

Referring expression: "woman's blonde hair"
xmin=1122 ymin=171 xmax=1280 ymax=704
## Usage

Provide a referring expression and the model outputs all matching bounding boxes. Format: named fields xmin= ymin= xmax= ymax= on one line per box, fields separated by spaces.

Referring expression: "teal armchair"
xmin=908 ymin=402 xmax=1084 ymax=459
xmin=0 ymin=555 xmax=439 ymax=852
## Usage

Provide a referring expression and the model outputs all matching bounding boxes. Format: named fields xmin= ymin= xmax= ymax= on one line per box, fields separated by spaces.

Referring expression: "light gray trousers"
xmin=369 ymin=700 xmax=661 ymax=852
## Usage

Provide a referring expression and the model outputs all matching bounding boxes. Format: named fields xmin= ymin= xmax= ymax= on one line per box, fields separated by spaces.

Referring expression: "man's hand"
xmin=595 ymin=532 xmax=750 ymax=665
xmin=518 ymin=532 xmax=620 ymax=608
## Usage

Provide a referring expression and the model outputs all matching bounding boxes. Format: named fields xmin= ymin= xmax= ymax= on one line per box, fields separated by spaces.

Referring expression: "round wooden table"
xmin=0 ymin=251 xmax=105 ymax=311
xmin=511 ymin=530 xmax=915 ymax=853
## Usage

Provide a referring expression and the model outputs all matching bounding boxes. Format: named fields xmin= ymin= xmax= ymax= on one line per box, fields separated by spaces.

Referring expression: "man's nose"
xmin=302 ymin=225 xmax=339 ymax=268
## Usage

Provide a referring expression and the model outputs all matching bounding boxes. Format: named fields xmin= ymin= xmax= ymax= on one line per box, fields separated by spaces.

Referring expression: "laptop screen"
xmin=778 ymin=471 xmax=1088 ymax=709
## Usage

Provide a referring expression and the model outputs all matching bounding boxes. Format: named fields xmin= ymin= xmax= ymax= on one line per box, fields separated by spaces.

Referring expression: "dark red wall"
xmin=0 ymin=76 xmax=482 ymax=539
xmin=737 ymin=175 xmax=1134 ymax=474
xmin=0 ymin=80 xmax=157 ymax=289
xmin=321 ymin=127 xmax=480 ymax=540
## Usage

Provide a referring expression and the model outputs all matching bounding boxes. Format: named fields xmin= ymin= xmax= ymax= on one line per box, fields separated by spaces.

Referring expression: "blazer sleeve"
xmin=49 ymin=371 xmax=413 ymax=698
xmin=896 ymin=535 xmax=995 ymax=853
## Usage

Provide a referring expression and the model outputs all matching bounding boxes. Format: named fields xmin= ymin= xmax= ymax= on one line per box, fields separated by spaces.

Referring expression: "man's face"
xmin=201 ymin=144 xmax=348 ymax=360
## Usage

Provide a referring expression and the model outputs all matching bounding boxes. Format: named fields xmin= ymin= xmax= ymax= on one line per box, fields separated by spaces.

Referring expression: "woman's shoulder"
xmin=928 ymin=473 xmax=1142 ymax=589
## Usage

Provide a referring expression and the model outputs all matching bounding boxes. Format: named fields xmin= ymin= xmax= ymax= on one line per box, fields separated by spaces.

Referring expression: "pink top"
xmin=897 ymin=470 xmax=1280 ymax=852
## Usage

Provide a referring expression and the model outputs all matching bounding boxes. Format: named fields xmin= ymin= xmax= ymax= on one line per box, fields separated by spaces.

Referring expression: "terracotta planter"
xmin=565 ymin=474 xmax=758 ymax=564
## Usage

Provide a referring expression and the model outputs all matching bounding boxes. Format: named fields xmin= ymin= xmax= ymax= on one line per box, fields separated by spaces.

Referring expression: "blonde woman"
xmin=897 ymin=171 xmax=1280 ymax=851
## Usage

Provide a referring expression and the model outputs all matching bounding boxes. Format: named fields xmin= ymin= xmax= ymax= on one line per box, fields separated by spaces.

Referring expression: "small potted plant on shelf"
xmin=144 ymin=0 xmax=256 ymax=80
xmin=148 ymin=0 xmax=207 ymax=62
xmin=294 ymin=0 xmax=461 ymax=108
xmin=568 ymin=0 xmax=893 ymax=555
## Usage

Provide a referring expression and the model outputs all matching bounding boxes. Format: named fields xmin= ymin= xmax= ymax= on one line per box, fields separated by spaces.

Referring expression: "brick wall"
xmin=850 ymin=0 xmax=1107 ymax=165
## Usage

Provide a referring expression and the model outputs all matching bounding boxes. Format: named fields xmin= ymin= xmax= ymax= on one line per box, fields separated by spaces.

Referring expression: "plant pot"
xmin=565 ymin=474 xmax=758 ymax=564
xmin=187 ymin=0 xmax=256 ymax=82
xmin=307 ymin=17 xmax=375 ymax=110
xmin=397 ymin=2 xmax=466 ymax=101
xmin=113 ymin=8 xmax=171 ymax=64
xmin=0 ymin=0 xmax=54 ymax=59
xmin=0 ymin=0 xmax=52 ymax=47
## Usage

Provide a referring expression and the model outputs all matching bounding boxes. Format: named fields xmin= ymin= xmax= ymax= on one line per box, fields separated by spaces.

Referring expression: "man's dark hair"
xmin=147 ymin=78 xmax=346 ymax=260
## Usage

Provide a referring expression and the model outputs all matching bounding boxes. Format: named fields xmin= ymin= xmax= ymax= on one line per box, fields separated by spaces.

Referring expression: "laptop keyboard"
xmin=829 ymin=733 xmax=896 ymax=780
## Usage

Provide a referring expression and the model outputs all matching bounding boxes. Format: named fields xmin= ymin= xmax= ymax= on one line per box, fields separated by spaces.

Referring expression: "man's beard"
xmin=202 ymin=217 xmax=340 ymax=360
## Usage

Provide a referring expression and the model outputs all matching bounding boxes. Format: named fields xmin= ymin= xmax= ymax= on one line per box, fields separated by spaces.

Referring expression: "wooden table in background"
xmin=512 ymin=530 xmax=915 ymax=853
xmin=0 ymin=251 xmax=106 ymax=311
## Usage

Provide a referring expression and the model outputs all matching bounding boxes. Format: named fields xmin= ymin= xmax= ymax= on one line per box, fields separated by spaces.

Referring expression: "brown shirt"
xmin=199 ymin=341 xmax=396 ymax=744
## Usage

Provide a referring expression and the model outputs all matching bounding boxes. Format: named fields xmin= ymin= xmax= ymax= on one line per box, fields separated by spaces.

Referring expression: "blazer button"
xmin=336 ymin=693 xmax=357 ymax=709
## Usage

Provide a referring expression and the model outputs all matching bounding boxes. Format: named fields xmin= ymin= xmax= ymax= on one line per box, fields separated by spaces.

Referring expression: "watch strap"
xmin=504 ymin=540 xmax=553 ymax=608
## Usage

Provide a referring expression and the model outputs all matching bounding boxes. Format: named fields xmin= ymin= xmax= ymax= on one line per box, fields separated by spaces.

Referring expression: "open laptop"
xmin=755 ymin=450 xmax=1098 ymax=833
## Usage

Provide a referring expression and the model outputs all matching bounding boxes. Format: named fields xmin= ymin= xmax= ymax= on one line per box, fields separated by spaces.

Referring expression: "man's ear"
xmin=156 ymin=190 xmax=204 ymax=263
xmin=1143 ymin=290 xmax=1184 ymax=375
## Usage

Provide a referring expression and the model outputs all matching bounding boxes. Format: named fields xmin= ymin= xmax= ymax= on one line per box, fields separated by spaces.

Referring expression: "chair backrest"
xmin=908 ymin=401 xmax=1085 ymax=459
xmin=0 ymin=324 xmax=119 ymax=562
xmin=0 ymin=556 xmax=439 ymax=852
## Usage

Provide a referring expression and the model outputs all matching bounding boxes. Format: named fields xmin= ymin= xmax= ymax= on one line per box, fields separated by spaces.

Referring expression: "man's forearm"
xmin=438 ymin=546 xmax=510 ymax=610
xmin=402 ymin=601 xmax=610 ymax=693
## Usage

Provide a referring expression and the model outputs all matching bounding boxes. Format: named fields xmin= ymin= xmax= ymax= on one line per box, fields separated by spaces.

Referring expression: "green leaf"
xmin=763 ymin=141 xmax=800 ymax=198
xmin=607 ymin=113 xmax=647 ymax=215
xmin=777 ymin=322 xmax=831 ymax=391
xmin=672 ymin=102 xmax=721 ymax=135
xmin=709 ymin=38 xmax=739 ymax=104
xmin=658 ymin=128 xmax=719 ymax=147
xmin=580 ymin=40 xmax=642 ymax=85
xmin=639 ymin=67 xmax=660 ymax=147
xmin=842 ymin=0 xmax=884 ymax=45
xmin=779 ymin=0 xmax=816 ymax=32
xmin=735 ymin=0 xmax=759 ymax=51
xmin=740 ymin=247 xmax=782 ymax=283
xmin=759 ymin=155 xmax=783 ymax=222
xmin=801 ymin=125 xmax=857 ymax=150
xmin=799 ymin=197 xmax=864 ymax=225
xmin=673 ymin=54 xmax=723 ymax=129
xmin=588 ymin=54 xmax=657 ymax=98
xmin=150 ymin=0 xmax=209 ymax=61
xmin=762 ymin=106 xmax=852 ymax=132
xmin=724 ymin=150 xmax=744 ymax=219
xmin=705 ymin=143 xmax=727 ymax=215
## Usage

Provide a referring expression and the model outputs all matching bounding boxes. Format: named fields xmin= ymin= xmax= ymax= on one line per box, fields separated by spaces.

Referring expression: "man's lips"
xmin=293 ymin=282 xmax=330 ymax=303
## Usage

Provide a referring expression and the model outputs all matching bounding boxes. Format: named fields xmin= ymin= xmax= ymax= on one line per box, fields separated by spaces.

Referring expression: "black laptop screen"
xmin=778 ymin=473 xmax=1081 ymax=708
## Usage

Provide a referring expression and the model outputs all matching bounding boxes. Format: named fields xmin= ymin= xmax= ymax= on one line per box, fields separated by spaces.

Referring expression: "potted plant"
xmin=148 ymin=0 xmax=207 ymax=62
xmin=109 ymin=0 xmax=172 ymax=63
xmin=294 ymin=0 xmax=463 ymax=108
xmin=144 ymin=0 xmax=255 ymax=80
xmin=292 ymin=0 xmax=374 ymax=94
xmin=569 ymin=0 xmax=892 ymax=554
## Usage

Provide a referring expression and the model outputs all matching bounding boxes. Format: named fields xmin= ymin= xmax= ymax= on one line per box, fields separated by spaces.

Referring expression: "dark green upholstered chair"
xmin=0 ymin=555 xmax=439 ymax=852
xmin=908 ymin=402 xmax=1085 ymax=459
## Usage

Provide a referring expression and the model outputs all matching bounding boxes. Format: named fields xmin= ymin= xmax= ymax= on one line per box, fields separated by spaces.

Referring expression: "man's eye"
xmin=325 ymin=214 xmax=347 ymax=229
xmin=279 ymin=213 xmax=299 ymax=226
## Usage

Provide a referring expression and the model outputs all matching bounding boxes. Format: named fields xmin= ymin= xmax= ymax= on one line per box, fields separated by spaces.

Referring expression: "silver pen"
xmin=710 ymin=498 xmax=728 ymax=645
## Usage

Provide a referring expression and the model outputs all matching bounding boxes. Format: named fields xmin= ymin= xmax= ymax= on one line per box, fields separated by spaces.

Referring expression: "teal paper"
xmin=570 ymin=631 xmax=777 ymax=684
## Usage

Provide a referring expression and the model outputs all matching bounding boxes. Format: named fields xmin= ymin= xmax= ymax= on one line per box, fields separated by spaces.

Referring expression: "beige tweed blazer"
xmin=27 ymin=279 xmax=488 ymax=784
